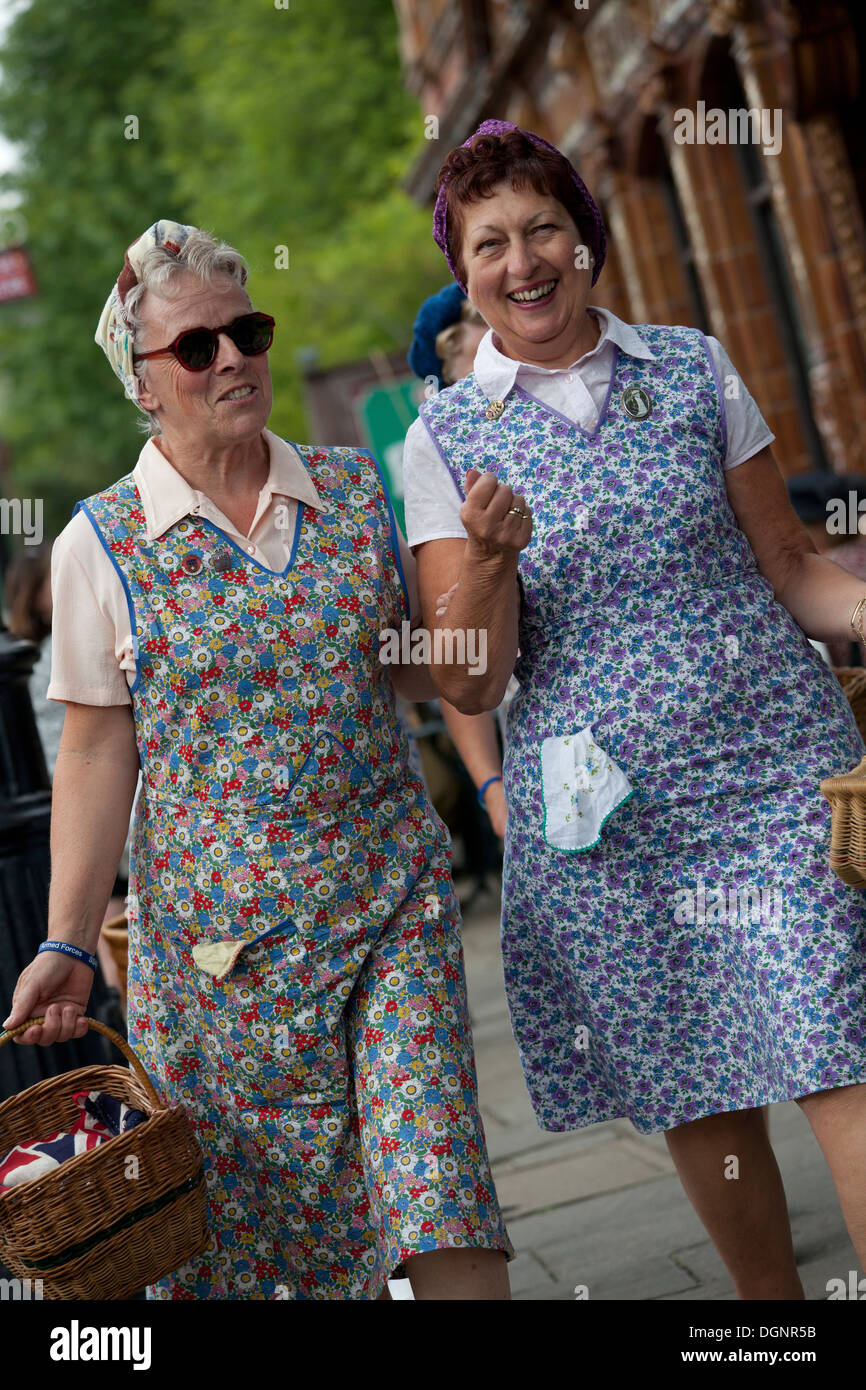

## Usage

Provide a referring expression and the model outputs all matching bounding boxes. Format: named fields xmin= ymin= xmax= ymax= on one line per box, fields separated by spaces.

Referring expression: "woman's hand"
xmin=435 ymin=581 xmax=459 ymax=616
xmin=3 ymin=951 xmax=94 ymax=1046
xmin=460 ymin=468 xmax=533 ymax=561
xmin=416 ymin=470 xmax=530 ymax=709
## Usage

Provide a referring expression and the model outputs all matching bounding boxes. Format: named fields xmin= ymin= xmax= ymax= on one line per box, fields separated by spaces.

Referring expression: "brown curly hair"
xmin=434 ymin=128 xmax=597 ymax=288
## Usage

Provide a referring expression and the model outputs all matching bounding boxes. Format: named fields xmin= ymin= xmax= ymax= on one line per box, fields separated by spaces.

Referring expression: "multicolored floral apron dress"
xmin=75 ymin=444 xmax=513 ymax=1298
xmin=419 ymin=324 xmax=866 ymax=1135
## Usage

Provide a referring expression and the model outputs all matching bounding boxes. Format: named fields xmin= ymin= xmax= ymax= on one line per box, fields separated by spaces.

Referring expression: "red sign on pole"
xmin=0 ymin=246 xmax=38 ymax=304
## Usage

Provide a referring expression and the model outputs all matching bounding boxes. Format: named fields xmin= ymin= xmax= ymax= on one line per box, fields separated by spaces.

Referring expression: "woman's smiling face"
xmin=460 ymin=182 xmax=593 ymax=360
xmin=135 ymin=269 xmax=273 ymax=445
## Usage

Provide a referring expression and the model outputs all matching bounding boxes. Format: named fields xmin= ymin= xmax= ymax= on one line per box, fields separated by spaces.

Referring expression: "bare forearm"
xmin=776 ymin=552 xmax=866 ymax=643
xmin=426 ymin=547 xmax=518 ymax=712
xmin=440 ymin=704 xmax=502 ymax=789
xmin=48 ymin=745 xmax=139 ymax=955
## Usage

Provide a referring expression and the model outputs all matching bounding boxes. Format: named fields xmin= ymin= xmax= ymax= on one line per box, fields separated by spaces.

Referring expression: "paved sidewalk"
xmin=455 ymin=884 xmax=861 ymax=1301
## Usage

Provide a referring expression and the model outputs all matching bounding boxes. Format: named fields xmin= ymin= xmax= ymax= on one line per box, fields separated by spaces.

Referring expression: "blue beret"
xmin=407 ymin=282 xmax=467 ymax=387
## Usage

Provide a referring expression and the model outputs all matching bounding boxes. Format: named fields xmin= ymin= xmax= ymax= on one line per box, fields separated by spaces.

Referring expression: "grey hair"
xmin=120 ymin=229 xmax=250 ymax=437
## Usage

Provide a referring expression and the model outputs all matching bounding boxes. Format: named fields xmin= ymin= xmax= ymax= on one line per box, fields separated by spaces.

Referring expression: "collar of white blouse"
xmin=473 ymin=303 xmax=658 ymax=404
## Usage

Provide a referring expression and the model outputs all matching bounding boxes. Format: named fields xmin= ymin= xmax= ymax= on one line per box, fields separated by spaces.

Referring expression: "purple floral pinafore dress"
xmin=420 ymin=325 xmax=866 ymax=1135
xmin=74 ymin=443 xmax=513 ymax=1297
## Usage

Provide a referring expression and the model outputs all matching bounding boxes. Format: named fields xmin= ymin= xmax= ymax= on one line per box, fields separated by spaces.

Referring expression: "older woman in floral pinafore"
xmin=405 ymin=120 xmax=866 ymax=1298
xmin=6 ymin=219 xmax=512 ymax=1301
xmin=75 ymin=441 xmax=512 ymax=1298
xmin=419 ymin=323 xmax=866 ymax=1130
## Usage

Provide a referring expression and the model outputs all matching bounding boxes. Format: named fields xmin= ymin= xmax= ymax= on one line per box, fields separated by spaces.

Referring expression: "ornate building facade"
xmin=393 ymin=0 xmax=866 ymax=479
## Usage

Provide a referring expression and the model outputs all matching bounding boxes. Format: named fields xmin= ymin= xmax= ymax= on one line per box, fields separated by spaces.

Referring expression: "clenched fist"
xmin=460 ymin=470 xmax=533 ymax=561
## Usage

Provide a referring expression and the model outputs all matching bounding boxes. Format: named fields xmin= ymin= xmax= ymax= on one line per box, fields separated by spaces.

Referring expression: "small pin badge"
xmin=181 ymin=553 xmax=203 ymax=575
xmin=211 ymin=549 xmax=235 ymax=573
xmin=485 ymin=398 xmax=505 ymax=421
xmin=621 ymin=385 xmax=652 ymax=419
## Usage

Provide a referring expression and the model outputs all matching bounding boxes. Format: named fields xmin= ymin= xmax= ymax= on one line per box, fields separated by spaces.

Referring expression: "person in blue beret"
xmin=408 ymin=283 xmax=488 ymax=392
xmin=407 ymin=286 xmax=511 ymax=839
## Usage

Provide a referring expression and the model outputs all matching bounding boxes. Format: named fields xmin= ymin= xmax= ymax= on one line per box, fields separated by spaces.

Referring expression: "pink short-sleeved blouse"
xmin=47 ymin=429 xmax=420 ymax=706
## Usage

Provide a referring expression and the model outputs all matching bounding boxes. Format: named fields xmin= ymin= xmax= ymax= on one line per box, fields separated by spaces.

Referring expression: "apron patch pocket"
xmin=191 ymin=922 xmax=348 ymax=1104
xmin=540 ymin=726 xmax=634 ymax=853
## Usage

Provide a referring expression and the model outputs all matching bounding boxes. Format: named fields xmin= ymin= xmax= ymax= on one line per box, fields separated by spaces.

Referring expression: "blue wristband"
xmin=37 ymin=941 xmax=99 ymax=973
xmin=477 ymin=775 xmax=503 ymax=808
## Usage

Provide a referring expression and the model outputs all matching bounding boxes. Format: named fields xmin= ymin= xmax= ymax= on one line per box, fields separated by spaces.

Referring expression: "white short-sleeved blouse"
xmin=47 ymin=429 xmax=420 ymax=706
xmin=402 ymin=305 xmax=776 ymax=550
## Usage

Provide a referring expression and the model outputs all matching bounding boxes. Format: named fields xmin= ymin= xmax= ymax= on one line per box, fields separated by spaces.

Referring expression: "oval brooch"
xmin=620 ymin=385 xmax=652 ymax=419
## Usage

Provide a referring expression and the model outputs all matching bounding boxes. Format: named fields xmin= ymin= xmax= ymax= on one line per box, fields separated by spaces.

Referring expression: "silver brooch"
xmin=620 ymin=385 xmax=652 ymax=419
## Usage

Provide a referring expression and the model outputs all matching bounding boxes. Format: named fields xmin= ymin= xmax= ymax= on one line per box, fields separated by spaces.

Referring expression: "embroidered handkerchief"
xmin=540 ymin=726 xmax=634 ymax=851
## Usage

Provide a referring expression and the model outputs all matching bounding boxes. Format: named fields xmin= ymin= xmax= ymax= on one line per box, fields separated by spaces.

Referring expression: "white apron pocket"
xmin=540 ymin=726 xmax=634 ymax=851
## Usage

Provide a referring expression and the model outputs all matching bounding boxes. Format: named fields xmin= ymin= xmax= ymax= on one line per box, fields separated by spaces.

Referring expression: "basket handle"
xmin=0 ymin=1016 xmax=163 ymax=1110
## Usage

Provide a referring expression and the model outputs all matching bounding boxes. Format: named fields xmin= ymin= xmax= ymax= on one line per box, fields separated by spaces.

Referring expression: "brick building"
xmin=393 ymin=0 xmax=866 ymax=479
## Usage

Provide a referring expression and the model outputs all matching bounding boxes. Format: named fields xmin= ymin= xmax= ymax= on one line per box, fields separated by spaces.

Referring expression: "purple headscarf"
xmin=432 ymin=119 xmax=607 ymax=292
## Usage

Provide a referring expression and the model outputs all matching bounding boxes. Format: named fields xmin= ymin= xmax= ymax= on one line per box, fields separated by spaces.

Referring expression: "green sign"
xmin=357 ymin=377 xmax=428 ymax=536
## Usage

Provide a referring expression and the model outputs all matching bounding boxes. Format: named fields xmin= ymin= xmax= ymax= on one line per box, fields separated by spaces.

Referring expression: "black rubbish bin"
xmin=0 ymin=627 xmax=115 ymax=1102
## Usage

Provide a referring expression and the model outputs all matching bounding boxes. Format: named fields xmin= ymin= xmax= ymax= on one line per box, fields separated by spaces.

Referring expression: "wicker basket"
xmin=0 ymin=1016 xmax=208 ymax=1299
xmin=820 ymin=668 xmax=866 ymax=888
xmin=100 ymin=913 xmax=129 ymax=1000
xmin=821 ymin=756 xmax=866 ymax=889
xmin=833 ymin=666 xmax=866 ymax=742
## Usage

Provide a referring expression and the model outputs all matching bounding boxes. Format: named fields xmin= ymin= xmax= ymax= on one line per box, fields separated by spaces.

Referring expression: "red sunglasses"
xmin=133 ymin=311 xmax=275 ymax=372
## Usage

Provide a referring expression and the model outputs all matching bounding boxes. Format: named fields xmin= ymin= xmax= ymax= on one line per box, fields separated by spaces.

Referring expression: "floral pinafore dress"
xmin=420 ymin=326 xmax=866 ymax=1135
xmin=75 ymin=443 xmax=513 ymax=1298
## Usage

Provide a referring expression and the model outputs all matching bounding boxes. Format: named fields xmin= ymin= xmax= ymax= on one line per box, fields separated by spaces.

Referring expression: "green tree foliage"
xmin=0 ymin=0 xmax=182 ymax=533
xmin=0 ymin=0 xmax=447 ymax=540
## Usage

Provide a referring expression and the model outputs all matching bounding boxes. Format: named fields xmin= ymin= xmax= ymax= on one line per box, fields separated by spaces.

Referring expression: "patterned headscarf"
xmin=94 ymin=220 xmax=202 ymax=409
xmin=432 ymin=119 xmax=607 ymax=292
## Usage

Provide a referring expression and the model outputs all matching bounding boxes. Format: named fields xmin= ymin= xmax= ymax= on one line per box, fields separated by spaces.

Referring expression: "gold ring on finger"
xmin=508 ymin=507 xmax=528 ymax=519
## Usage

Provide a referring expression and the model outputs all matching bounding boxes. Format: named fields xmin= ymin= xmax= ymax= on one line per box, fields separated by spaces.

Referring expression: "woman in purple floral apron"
xmin=5 ymin=220 xmax=512 ymax=1299
xmin=403 ymin=121 xmax=866 ymax=1299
